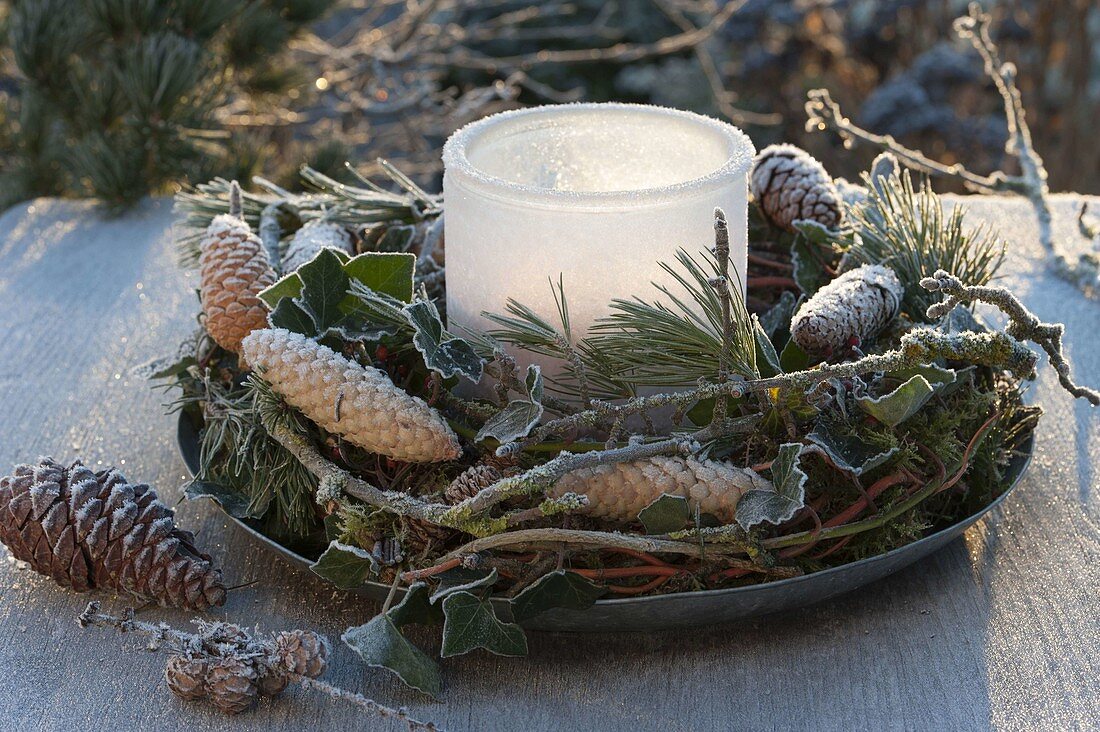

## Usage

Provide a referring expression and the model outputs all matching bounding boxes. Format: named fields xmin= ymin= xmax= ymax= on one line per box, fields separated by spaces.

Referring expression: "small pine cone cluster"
xmin=790 ymin=264 xmax=903 ymax=355
xmin=0 ymin=457 xmax=225 ymax=610
xmin=547 ymin=456 xmax=772 ymax=525
xmin=751 ymin=144 xmax=843 ymax=232
xmin=241 ymin=328 xmax=461 ymax=463
xmin=164 ymin=623 xmax=329 ymax=714
xmin=200 ymin=214 xmax=276 ymax=357
xmin=281 ymin=220 xmax=355 ymax=273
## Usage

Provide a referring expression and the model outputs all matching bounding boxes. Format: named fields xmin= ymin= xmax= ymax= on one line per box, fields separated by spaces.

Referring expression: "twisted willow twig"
xmin=922 ymin=270 xmax=1100 ymax=405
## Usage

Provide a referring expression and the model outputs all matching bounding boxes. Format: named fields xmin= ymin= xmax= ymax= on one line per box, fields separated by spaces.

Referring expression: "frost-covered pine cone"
xmin=751 ymin=144 xmax=843 ymax=232
xmin=790 ymin=264 xmax=903 ymax=355
xmin=199 ymin=214 xmax=276 ymax=357
xmin=166 ymin=656 xmax=208 ymax=701
xmin=0 ymin=457 xmax=226 ymax=610
xmin=281 ymin=220 xmax=354 ymax=273
xmin=546 ymin=456 xmax=771 ymax=525
xmin=205 ymin=657 xmax=259 ymax=714
xmin=241 ymin=328 xmax=461 ymax=463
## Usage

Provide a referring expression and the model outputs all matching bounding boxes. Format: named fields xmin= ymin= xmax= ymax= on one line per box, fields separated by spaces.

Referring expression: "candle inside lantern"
xmin=443 ymin=103 xmax=754 ymax=380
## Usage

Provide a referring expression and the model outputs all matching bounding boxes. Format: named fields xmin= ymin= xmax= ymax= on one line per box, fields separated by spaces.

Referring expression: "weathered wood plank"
xmin=0 ymin=195 xmax=1096 ymax=731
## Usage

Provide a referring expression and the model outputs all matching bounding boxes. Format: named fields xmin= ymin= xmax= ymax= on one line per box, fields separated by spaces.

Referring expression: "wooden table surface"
xmin=0 ymin=194 xmax=1096 ymax=732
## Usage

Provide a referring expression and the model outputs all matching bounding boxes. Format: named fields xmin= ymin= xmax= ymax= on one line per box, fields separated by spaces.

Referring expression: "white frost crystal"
xmin=241 ymin=328 xmax=461 ymax=463
xmin=790 ymin=264 xmax=903 ymax=355
xmin=546 ymin=456 xmax=771 ymax=525
xmin=281 ymin=220 xmax=354 ymax=273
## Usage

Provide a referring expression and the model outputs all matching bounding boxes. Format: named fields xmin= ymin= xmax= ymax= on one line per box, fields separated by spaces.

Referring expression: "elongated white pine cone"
xmin=200 ymin=214 xmax=276 ymax=356
xmin=241 ymin=328 xmax=461 ymax=463
xmin=282 ymin=220 xmax=354 ymax=273
xmin=790 ymin=264 xmax=903 ymax=355
xmin=751 ymin=144 xmax=842 ymax=232
xmin=547 ymin=456 xmax=771 ymax=525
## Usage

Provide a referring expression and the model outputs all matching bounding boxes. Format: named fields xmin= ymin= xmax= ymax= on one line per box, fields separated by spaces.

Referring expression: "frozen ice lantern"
xmin=443 ymin=103 xmax=755 ymax=380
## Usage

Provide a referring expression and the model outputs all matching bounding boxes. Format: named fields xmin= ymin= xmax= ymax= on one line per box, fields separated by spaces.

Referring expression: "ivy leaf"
xmin=855 ymin=374 xmax=934 ymax=428
xmin=183 ymin=480 xmax=254 ymax=518
xmin=793 ymin=218 xmax=837 ymax=244
xmin=805 ymin=424 xmax=899 ymax=477
xmin=387 ymin=582 xmax=444 ymax=627
xmin=269 ymin=297 xmax=318 ymax=336
xmin=760 ymin=290 xmax=797 ymax=344
xmin=790 ymin=235 xmax=828 ymax=296
xmin=440 ymin=591 xmax=528 ymax=658
xmin=343 ymin=252 xmax=416 ymax=303
xmin=736 ymin=443 xmax=807 ymax=530
xmin=510 ymin=570 xmax=607 ymax=623
xmin=889 ymin=363 xmax=956 ymax=389
xmin=259 ymin=251 xmax=416 ymax=308
xmin=637 ymin=493 xmax=691 ymax=534
xmin=476 ymin=364 xmax=544 ymax=443
xmin=297 ymin=249 xmax=349 ymax=332
xmin=342 ymin=614 xmax=442 ymax=697
xmin=309 ymin=541 xmax=379 ymax=589
xmin=404 ymin=299 xmax=484 ymax=382
xmin=752 ymin=315 xmax=782 ymax=377
xmin=779 ymin=338 xmax=810 ymax=372
xmin=430 ymin=568 xmax=499 ymax=603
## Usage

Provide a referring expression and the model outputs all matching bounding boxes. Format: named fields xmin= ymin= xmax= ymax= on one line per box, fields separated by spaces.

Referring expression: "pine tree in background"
xmin=0 ymin=0 xmax=335 ymax=211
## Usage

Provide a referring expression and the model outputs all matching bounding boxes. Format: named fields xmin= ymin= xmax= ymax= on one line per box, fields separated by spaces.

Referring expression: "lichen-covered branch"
xmin=922 ymin=270 xmax=1100 ymax=404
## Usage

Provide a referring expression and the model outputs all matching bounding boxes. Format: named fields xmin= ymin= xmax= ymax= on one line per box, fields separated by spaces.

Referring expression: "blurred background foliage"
xmin=0 ymin=0 xmax=1097 ymax=212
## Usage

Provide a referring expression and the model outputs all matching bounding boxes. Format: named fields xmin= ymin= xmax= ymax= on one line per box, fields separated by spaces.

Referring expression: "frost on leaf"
xmin=637 ymin=493 xmax=691 ymax=534
xmin=735 ymin=443 xmax=807 ymax=530
xmin=477 ymin=364 xmax=544 ymax=443
xmin=404 ymin=299 xmax=484 ymax=382
xmin=309 ymin=541 xmax=379 ymax=590
xmin=440 ymin=591 xmax=528 ymax=658
xmin=856 ymin=374 xmax=935 ymax=428
xmin=804 ymin=424 xmax=899 ymax=477
xmin=510 ymin=570 xmax=606 ymax=623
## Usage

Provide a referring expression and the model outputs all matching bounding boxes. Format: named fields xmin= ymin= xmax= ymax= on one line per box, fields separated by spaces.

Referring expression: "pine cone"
xmin=241 ymin=328 xmax=461 ymax=463
xmin=751 ymin=144 xmax=842 ymax=232
xmin=273 ymin=629 xmax=328 ymax=678
xmin=790 ymin=264 xmax=903 ymax=355
xmin=401 ymin=515 xmax=454 ymax=557
xmin=205 ymin=657 xmax=258 ymax=714
xmin=547 ymin=456 xmax=771 ymax=525
xmin=282 ymin=220 xmax=354 ymax=273
xmin=200 ymin=214 xmax=277 ymax=357
xmin=166 ymin=656 xmax=208 ymax=701
xmin=444 ymin=463 xmax=510 ymax=504
xmin=0 ymin=457 xmax=226 ymax=611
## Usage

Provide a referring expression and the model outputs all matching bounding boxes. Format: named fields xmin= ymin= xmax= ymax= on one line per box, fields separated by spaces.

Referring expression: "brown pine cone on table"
xmin=0 ymin=457 xmax=226 ymax=611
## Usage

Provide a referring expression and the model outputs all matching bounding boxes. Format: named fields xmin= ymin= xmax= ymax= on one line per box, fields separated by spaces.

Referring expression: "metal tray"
xmin=178 ymin=412 xmax=1033 ymax=632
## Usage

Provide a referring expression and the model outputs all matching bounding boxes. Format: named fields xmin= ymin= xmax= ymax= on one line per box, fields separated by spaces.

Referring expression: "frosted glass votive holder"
xmin=443 ymin=103 xmax=755 ymax=380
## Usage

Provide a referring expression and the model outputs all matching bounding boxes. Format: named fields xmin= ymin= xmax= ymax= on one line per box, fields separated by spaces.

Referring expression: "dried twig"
xmin=805 ymin=3 xmax=1099 ymax=298
xmin=922 ymin=270 xmax=1100 ymax=404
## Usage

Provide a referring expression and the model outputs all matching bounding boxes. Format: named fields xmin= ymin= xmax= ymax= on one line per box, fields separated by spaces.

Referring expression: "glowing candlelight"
xmin=443 ymin=103 xmax=754 ymax=378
